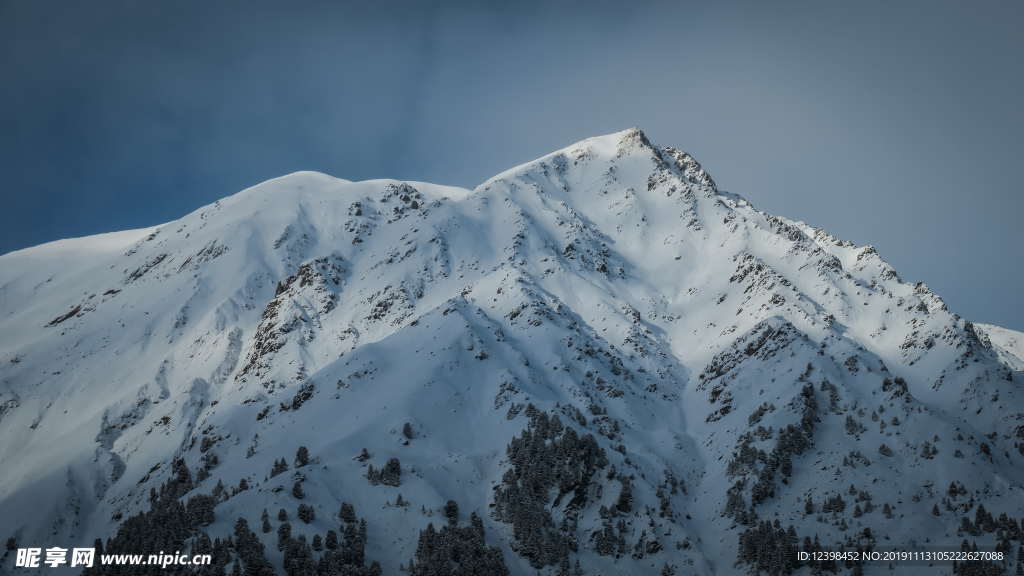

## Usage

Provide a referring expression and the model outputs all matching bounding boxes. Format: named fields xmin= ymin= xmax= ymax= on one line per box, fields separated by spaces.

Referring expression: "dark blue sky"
xmin=1 ymin=0 xmax=1021 ymax=330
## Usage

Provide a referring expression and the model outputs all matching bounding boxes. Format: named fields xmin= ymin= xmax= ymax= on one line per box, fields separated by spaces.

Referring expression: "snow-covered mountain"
xmin=1 ymin=129 xmax=1022 ymax=575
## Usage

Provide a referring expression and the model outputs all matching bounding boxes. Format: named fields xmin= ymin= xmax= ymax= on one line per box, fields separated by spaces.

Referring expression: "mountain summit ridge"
xmin=1 ymin=130 xmax=1022 ymax=575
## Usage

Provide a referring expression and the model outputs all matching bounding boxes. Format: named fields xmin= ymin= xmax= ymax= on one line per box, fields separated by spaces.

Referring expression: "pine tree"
xmin=339 ymin=502 xmax=356 ymax=523
xmin=493 ymin=407 xmax=608 ymax=568
xmin=295 ymin=446 xmax=309 ymax=468
xmin=185 ymin=493 xmax=216 ymax=527
xmin=359 ymin=519 xmax=368 ymax=565
xmin=277 ymin=522 xmax=291 ymax=551
xmin=271 ymin=458 xmax=289 ymax=477
xmin=291 ymin=481 xmax=304 ymax=500
xmin=616 ymin=477 xmax=633 ymax=513
xmin=213 ymin=479 xmax=226 ymax=500
xmin=780 ymin=452 xmax=793 ymax=477
xmin=261 ymin=509 xmax=272 ymax=533
xmin=444 ymin=500 xmax=459 ymax=525
xmin=407 ymin=505 xmax=509 ymax=575
xmin=381 ymin=458 xmax=402 ymax=486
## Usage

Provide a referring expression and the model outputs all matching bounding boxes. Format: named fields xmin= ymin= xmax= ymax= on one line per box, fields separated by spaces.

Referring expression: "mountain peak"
xmin=0 ymin=129 xmax=1020 ymax=576
xmin=615 ymin=125 xmax=654 ymax=148
xmin=559 ymin=126 xmax=655 ymax=160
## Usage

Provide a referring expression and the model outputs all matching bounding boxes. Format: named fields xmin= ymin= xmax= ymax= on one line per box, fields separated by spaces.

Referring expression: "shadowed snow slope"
xmin=1 ymin=129 xmax=1022 ymax=575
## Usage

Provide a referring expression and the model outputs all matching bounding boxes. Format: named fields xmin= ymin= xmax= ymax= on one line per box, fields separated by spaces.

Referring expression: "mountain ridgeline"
xmin=0 ymin=129 xmax=1022 ymax=575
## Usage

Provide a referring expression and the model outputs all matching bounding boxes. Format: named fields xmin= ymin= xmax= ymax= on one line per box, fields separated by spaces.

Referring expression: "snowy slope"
xmin=976 ymin=324 xmax=1024 ymax=372
xmin=0 ymin=129 xmax=1022 ymax=575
